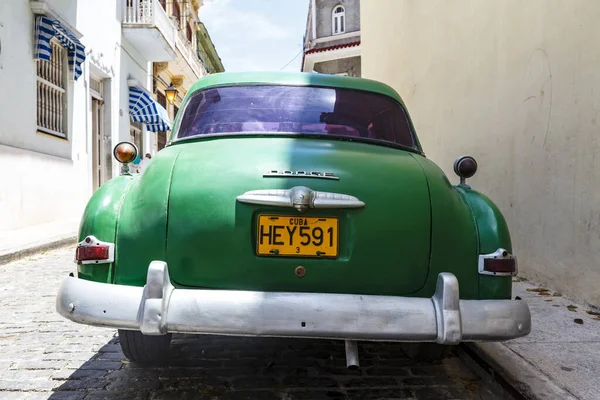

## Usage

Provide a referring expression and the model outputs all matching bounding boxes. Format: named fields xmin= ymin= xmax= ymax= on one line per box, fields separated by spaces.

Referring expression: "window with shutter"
xmin=36 ymin=39 xmax=68 ymax=138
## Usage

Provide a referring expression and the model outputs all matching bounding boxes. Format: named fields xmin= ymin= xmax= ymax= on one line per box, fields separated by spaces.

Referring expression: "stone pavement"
xmin=0 ymin=219 xmax=78 ymax=265
xmin=0 ymin=247 xmax=513 ymax=400
xmin=470 ymin=278 xmax=600 ymax=400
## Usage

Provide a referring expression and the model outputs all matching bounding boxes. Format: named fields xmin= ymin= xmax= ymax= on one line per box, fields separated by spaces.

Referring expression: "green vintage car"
xmin=57 ymin=72 xmax=530 ymax=366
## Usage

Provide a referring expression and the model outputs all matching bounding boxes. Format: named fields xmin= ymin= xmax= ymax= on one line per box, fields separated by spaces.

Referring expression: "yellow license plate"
xmin=256 ymin=215 xmax=339 ymax=257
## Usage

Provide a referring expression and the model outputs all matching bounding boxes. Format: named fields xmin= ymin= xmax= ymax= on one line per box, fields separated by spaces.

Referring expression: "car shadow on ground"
xmin=48 ymin=334 xmax=504 ymax=400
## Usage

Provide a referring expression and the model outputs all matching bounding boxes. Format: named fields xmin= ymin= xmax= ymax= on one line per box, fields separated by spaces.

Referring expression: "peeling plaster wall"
xmin=361 ymin=0 xmax=600 ymax=305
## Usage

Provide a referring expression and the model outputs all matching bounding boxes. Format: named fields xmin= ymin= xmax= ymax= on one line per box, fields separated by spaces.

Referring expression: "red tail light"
xmin=483 ymin=258 xmax=516 ymax=274
xmin=478 ymin=248 xmax=517 ymax=276
xmin=75 ymin=235 xmax=115 ymax=264
xmin=76 ymin=246 xmax=109 ymax=261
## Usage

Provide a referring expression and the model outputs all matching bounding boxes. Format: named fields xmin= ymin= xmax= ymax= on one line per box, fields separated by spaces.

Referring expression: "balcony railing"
xmin=123 ymin=0 xmax=205 ymax=75
xmin=122 ymin=0 xmax=176 ymax=61
xmin=176 ymin=27 xmax=206 ymax=78
xmin=124 ymin=0 xmax=154 ymax=24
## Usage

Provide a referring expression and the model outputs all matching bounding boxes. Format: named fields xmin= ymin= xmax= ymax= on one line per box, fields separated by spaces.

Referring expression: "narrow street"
xmin=0 ymin=247 xmax=513 ymax=400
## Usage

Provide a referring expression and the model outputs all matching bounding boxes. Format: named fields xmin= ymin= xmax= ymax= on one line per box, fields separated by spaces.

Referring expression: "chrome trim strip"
xmin=312 ymin=191 xmax=365 ymax=209
xmin=237 ymin=189 xmax=293 ymax=207
xmin=56 ymin=265 xmax=531 ymax=343
xmin=236 ymin=186 xmax=365 ymax=211
xmin=263 ymin=170 xmax=340 ymax=180
xmin=478 ymin=248 xmax=518 ymax=277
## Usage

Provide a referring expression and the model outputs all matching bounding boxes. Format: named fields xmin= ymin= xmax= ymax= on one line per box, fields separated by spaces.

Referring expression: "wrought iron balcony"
xmin=122 ymin=0 xmax=177 ymax=61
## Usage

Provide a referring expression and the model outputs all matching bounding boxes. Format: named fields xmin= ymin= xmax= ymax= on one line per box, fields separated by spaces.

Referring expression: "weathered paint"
xmin=113 ymin=146 xmax=183 ymax=286
xmin=165 ymin=137 xmax=431 ymax=295
xmin=75 ymin=72 xmax=514 ymax=301
xmin=456 ymin=187 xmax=513 ymax=300
xmin=411 ymin=155 xmax=480 ymax=299
xmin=77 ymin=176 xmax=135 ymax=283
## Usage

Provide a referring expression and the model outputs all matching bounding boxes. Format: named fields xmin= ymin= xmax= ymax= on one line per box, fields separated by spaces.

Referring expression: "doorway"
xmin=90 ymin=76 xmax=105 ymax=192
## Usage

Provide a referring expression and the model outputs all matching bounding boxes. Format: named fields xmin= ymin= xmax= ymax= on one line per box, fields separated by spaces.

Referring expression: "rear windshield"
xmin=175 ymin=85 xmax=417 ymax=149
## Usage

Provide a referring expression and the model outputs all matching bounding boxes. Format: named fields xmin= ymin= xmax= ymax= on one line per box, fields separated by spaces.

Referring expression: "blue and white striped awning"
xmin=129 ymin=86 xmax=173 ymax=132
xmin=34 ymin=15 xmax=86 ymax=81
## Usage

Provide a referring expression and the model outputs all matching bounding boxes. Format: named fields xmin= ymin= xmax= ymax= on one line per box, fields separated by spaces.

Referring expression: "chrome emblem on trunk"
xmin=236 ymin=186 xmax=365 ymax=212
xmin=263 ymin=170 xmax=340 ymax=180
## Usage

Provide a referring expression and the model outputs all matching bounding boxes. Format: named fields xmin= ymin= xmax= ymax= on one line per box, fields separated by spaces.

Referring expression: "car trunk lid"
xmin=165 ymin=136 xmax=431 ymax=296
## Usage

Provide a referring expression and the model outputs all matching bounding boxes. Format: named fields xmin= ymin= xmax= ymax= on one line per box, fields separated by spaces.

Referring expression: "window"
xmin=157 ymin=91 xmax=167 ymax=108
xmin=186 ymin=23 xmax=193 ymax=42
xmin=36 ymin=39 xmax=67 ymax=138
xmin=172 ymin=0 xmax=181 ymax=27
xmin=332 ymin=5 xmax=345 ymax=35
xmin=175 ymin=85 xmax=417 ymax=150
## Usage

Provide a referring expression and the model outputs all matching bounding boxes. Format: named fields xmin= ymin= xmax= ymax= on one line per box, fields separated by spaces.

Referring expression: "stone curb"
xmin=466 ymin=342 xmax=578 ymax=400
xmin=0 ymin=235 xmax=77 ymax=266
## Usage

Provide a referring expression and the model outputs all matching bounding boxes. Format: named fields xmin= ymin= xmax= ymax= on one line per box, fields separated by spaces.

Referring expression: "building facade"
xmin=149 ymin=0 xmax=224 ymax=153
xmin=197 ymin=22 xmax=225 ymax=75
xmin=0 ymin=0 xmax=220 ymax=233
xmin=301 ymin=0 xmax=361 ymax=77
xmin=361 ymin=0 xmax=600 ymax=306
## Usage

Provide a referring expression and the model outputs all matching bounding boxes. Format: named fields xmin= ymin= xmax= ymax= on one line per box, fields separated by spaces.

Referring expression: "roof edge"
xmin=185 ymin=71 xmax=406 ymax=107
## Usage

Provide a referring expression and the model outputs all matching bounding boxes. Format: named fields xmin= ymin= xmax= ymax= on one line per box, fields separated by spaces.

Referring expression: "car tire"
xmin=118 ymin=329 xmax=172 ymax=365
xmin=401 ymin=342 xmax=453 ymax=362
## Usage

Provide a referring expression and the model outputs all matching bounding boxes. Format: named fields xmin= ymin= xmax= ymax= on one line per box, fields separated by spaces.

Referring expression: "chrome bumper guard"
xmin=56 ymin=261 xmax=531 ymax=344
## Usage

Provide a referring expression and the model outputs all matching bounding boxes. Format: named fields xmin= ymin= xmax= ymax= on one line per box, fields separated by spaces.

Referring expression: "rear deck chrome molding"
xmin=56 ymin=263 xmax=531 ymax=343
xmin=236 ymin=186 xmax=365 ymax=212
xmin=263 ymin=170 xmax=340 ymax=180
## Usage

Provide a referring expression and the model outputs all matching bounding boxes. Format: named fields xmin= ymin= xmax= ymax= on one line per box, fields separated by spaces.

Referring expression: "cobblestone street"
xmin=0 ymin=247 xmax=513 ymax=400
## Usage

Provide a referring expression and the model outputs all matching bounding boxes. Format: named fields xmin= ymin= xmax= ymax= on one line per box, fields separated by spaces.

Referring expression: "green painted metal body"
xmin=77 ymin=176 xmax=134 ymax=283
xmin=77 ymin=72 xmax=512 ymax=300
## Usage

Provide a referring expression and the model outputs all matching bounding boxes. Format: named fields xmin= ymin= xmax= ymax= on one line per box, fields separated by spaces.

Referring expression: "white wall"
xmin=0 ymin=0 xmax=75 ymax=160
xmin=118 ymin=38 xmax=154 ymax=159
xmin=0 ymin=144 xmax=87 ymax=230
xmin=77 ymin=0 xmax=122 ymax=191
xmin=0 ymin=1 xmax=87 ymax=230
xmin=0 ymin=0 xmax=125 ymax=231
xmin=361 ymin=0 xmax=600 ymax=306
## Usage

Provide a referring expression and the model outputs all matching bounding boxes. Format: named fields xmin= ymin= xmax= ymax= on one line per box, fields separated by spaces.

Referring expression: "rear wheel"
xmin=118 ymin=329 xmax=172 ymax=365
xmin=401 ymin=342 xmax=453 ymax=362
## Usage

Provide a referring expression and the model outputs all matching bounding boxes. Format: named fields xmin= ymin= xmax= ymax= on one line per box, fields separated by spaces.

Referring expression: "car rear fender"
xmin=113 ymin=147 xmax=183 ymax=286
xmin=455 ymin=187 xmax=513 ymax=300
xmin=410 ymin=155 xmax=480 ymax=299
xmin=77 ymin=175 xmax=136 ymax=283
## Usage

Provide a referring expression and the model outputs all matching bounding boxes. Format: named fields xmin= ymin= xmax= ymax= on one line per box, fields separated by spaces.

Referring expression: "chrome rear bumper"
xmin=56 ymin=261 xmax=530 ymax=344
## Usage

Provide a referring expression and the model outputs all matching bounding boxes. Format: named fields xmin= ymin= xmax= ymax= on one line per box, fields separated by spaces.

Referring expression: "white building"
xmin=0 ymin=0 xmax=216 ymax=233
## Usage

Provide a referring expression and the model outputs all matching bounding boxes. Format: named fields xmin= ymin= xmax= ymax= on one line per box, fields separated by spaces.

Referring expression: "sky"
xmin=199 ymin=0 xmax=309 ymax=72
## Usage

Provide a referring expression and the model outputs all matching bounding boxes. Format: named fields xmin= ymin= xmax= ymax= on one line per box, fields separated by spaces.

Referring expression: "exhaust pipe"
xmin=345 ymin=340 xmax=359 ymax=369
